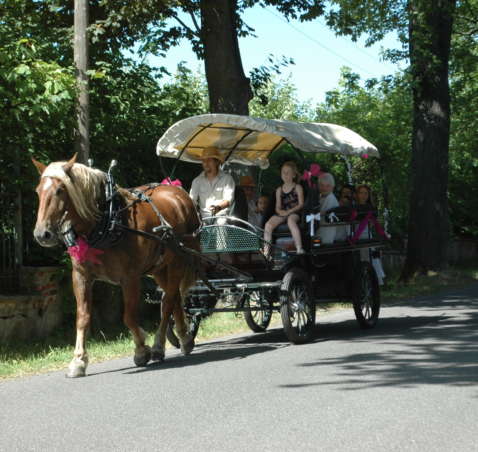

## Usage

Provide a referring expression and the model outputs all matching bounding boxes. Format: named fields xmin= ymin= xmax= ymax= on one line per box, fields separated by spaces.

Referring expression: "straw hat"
xmin=198 ymin=147 xmax=224 ymax=162
xmin=239 ymin=175 xmax=256 ymax=187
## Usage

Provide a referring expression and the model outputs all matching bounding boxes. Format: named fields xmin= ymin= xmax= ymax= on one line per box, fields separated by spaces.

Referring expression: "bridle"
xmin=55 ymin=160 xmax=125 ymax=250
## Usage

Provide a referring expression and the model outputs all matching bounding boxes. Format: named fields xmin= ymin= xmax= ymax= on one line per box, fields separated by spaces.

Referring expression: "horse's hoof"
xmin=180 ymin=336 xmax=195 ymax=356
xmin=66 ymin=359 xmax=87 ymax=378
xmin=151 ymin=347 xmax=165 ymax=362
xmin=134 ymin=345 xmax=151 ymax=367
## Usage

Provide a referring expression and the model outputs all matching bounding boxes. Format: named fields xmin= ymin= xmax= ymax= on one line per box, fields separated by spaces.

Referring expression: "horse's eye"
xmin=56 ymin=187 xmax=64 ymax=196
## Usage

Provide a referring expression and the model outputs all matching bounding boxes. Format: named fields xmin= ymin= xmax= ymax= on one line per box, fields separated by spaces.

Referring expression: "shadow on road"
xmin=122 ymin=329 xmax=290 ymax=375
xmin=86 ymin=328 xmax=290 ymax=377
xmin=91 ymin=288 xmax=478 ymax=390
xmin=281 ymin=290 xmax=478 ymax=391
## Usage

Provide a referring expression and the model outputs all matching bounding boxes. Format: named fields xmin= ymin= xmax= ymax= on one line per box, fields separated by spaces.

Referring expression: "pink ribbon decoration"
xmin=349 ymin=211 xmax=388 ymax=245
xmin=309 ymin=163 xmax=321 ymax=177
xmin=161 ymin=177 xmax=182 ymax=187
xmin=301 ymin=163 xmax=324 ymax=188
xmin=67 ymin=237 xmax=104 ymax=264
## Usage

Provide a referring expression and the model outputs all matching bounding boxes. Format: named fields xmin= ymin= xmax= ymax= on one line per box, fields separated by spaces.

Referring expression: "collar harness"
xmin=61 ymin=160 xmax=172 ymax=250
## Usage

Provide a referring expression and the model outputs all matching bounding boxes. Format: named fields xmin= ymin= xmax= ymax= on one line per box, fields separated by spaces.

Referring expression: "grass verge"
xmin=1 ymin=261 xmax=478 ymax=380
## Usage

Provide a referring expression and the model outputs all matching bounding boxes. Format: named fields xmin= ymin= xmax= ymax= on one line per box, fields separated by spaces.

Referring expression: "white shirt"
xmin=189 ymin=170 xmax=235 ymax=219
xmin=318 ymin=192 xmax=339 ymax=244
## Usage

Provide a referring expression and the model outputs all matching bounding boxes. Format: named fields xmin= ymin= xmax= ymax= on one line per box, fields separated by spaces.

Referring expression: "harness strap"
xmin=129 ymin=186 xmax=173 ymax=231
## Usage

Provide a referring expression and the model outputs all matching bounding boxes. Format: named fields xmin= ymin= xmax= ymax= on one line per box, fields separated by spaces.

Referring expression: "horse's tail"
xmin=179 ymin=258 xmax=198 ymax=304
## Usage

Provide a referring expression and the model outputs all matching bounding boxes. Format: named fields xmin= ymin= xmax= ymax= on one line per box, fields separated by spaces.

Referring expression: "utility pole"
xmin=74 ymin=0 xmax=89 ymax=163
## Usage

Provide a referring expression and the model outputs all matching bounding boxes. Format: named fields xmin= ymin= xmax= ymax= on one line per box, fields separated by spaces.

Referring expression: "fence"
xmin=0 ymin=188 xmax=20 ymax=293
xmin=382 ymin=238 xmax=478 ymax=275
xmin=0 ymin=229 xmax=18 ymax=292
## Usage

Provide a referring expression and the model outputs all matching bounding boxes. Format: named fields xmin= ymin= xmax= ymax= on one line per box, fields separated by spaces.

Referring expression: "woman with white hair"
xmin=317 ymin=172 xmax=340 ymax=244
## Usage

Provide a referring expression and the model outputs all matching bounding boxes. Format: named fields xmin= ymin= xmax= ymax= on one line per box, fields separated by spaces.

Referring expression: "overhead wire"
xmin=263 ymin=7 xmax=379 ymax=77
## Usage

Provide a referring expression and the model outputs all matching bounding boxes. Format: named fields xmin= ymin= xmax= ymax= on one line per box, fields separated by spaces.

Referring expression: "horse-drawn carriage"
xmin=154 ymin=114 xmax=387 ymax=346
xmin=32 ymin=113 xmax=387 ymax=377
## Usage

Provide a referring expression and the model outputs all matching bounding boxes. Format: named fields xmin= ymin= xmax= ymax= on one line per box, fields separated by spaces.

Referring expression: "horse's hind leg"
xmin=122 ymin=277 xmax=151 ymax=367
xmin=176 ymin=263 xmax=197 ymax=355
xmin=173 ymin=303 xmax=195 ymax=355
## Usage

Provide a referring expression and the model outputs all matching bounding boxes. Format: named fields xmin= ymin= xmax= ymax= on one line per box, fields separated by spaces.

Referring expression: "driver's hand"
xmin=210 ymin=205 xmax=221 ymax=215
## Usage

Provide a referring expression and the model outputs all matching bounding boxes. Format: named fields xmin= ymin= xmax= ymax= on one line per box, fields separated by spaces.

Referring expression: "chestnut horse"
xmin=32 ymin=154 xmax=200 ymax=377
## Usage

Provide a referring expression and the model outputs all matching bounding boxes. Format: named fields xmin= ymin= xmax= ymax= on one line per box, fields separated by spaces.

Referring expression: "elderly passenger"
xmin=189 ymin=147 xmax=235 ymax=219
xmin=238 ymin=175 xmax=257 ymax=216
xmin=317 ymin=172 xmax=340 ymax=244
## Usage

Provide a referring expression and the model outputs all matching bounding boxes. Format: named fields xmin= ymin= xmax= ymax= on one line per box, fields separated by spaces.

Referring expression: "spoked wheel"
xmin=243 ymin=290 xmax=273 ymax=333
xmin=353 ymin=261 xmax=380 ymax=329
xmin=280 ymin=268 xmax=316 ymax=344
xmin=166 ymin=312 xmax=201 ymax=349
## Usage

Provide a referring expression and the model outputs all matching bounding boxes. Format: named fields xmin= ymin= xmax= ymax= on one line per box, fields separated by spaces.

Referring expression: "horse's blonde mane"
xmin=42 ymin=162 xmax=107 ymax=221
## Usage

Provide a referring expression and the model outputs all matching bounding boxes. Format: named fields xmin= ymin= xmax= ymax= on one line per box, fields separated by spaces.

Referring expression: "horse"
xmin=32 ymin=153 xmax=201 ymax=377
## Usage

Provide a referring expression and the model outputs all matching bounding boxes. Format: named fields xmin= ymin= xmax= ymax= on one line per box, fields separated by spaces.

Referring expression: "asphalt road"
xmin=1 ymin=284 xmax=478 ymax=452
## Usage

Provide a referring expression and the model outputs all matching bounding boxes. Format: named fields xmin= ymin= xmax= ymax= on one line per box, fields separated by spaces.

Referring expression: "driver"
xmin=189 ymin=147 xmax=235 ymax=219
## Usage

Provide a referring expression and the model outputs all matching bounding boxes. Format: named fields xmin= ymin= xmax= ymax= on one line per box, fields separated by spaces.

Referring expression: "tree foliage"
xmin=0 ymin=1 xmax=209 ymax=264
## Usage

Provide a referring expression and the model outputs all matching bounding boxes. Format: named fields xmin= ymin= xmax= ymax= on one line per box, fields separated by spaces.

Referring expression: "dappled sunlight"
xmin=280 ymin=291 xmax=478 ymax=391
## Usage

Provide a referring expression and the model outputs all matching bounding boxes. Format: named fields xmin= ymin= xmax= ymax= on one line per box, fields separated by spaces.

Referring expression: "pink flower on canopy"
xmin=161 ymin=177 xmax=182 ymax=187
xmin=362 ymin=154 xmax=369 ymax=159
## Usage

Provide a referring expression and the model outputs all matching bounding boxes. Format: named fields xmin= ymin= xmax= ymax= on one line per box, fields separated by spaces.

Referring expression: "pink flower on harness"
xmin=161 ymin=177 xmax=182 ymax=187
xmin=67 ymin=237 xmax=104 ymax=264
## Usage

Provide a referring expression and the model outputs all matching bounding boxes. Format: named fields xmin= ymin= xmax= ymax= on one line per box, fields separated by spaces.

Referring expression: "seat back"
xmin=230 ymin=186 xmax=248 ymax=221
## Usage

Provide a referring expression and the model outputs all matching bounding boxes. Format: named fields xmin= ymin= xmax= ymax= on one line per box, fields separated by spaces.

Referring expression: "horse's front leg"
xmin=67 ymin=267 xmax=93 ymax=378
xmin=122 ymin=277 xmax=151 ymax=367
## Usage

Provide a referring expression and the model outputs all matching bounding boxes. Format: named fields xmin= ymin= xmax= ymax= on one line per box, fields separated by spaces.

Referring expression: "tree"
xmin=95 ymin=0 xmax=324 ymax=113
xmin=324 ymin=0 xmax=457 ymax=279
xmin=0 ymin=1 xmax=211 ymax=266
xmin=402 ymin=0 xmax=456 ymax=279
xmin=200 ymin=0 xmax=252 ymax=113
xmin=74 ymin=0 xmax=90 ymax=162
xmin=447 ymin=0 xmax=478 ymax=238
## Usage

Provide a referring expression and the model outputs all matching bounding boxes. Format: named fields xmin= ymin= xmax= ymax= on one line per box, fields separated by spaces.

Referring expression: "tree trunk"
xmin=74 ymin=0 xmax=90 ymax=163
xmin=200 ymin=0 xmax=253 ymax=114
xmin=401 ymin=0 xmax=456 ymax=280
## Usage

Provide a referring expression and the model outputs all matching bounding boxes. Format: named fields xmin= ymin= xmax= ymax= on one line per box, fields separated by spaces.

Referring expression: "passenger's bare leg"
xmin=263 ymin=215 xmax=286 ymax=256
xmin=288 ymin=214 xmax=303 ymax=252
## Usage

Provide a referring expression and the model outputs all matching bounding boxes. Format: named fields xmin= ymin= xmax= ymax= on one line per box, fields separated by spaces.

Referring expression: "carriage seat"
xmin=323 ymin=205 xmax=378 ymax=224
xmin=229 ymin=186 xmax=248 ymax=221
xmin=322 ymin=205 xmax=379 ymax=243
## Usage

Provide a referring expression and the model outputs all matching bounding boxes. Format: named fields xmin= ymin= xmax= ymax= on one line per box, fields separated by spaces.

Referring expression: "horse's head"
xmin=32 ymin=154 xmax=106 ymax=248
xmin=32 ymin=154 xmax=78 ymax=247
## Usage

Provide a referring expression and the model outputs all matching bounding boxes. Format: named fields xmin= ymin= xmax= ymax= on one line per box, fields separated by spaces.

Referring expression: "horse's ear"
xmin=62 ymin=153 xmax=78 ymax=175
xmin=32 ymin=157 xmax=47 ymax=175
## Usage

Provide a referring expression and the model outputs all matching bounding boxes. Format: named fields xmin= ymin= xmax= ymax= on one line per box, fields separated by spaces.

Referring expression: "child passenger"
xmin=249 ymin=195 xmax=269 ymax=228
xmin=264 ymin=161 xmax=305 ymax=254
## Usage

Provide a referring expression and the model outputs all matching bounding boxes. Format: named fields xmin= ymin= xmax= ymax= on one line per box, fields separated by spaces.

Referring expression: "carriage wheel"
xmin=280 ymin=268 xmax=316 ymax=344
xmin=166 ymin=311 xmax=201 ymax=349
xmin=353 ymin=261 xmax=380 ymax=329
xmin=243 ymin=290 xmax=273 ymax=333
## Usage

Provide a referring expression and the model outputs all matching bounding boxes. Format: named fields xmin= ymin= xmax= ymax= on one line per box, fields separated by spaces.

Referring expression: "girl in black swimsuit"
xmin=264 ymin=161 xmax=305 ymax=255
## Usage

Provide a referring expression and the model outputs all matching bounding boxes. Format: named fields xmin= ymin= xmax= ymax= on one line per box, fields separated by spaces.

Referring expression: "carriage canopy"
xmin=156 ymin=114 xmax=379 ymax=169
